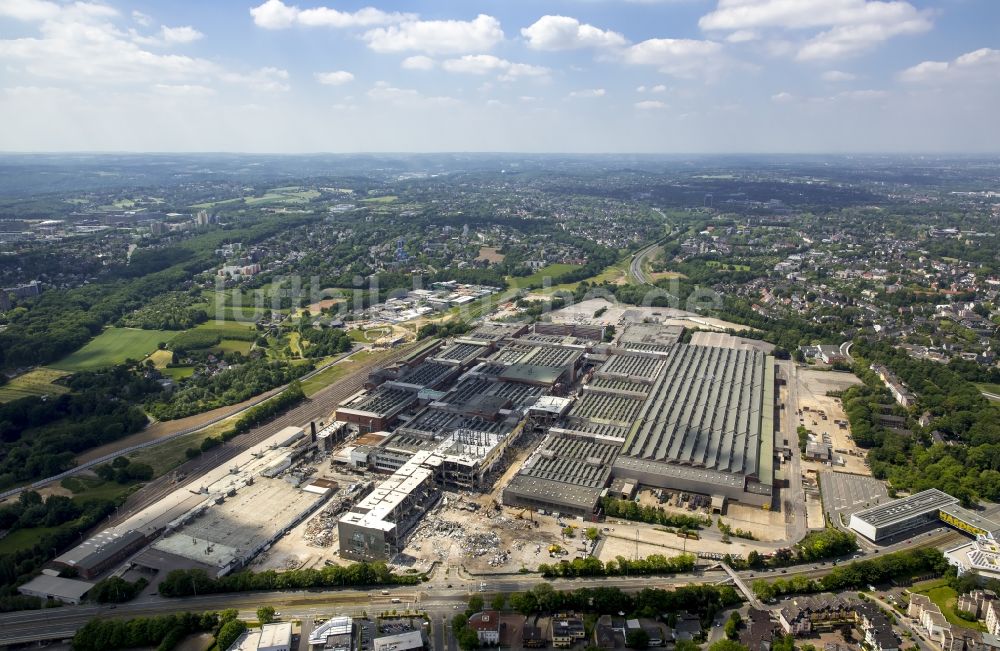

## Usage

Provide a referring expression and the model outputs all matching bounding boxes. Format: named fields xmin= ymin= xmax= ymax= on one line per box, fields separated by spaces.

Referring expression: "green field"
xmin=60 ymin=476 xmax=137 ymax=503
xmin=245 ymin=188 xmax=320 ymax=205
xmin=51 ymin=327 xmax=177 ymax=371
xmin=976 ymin=383 xmax=1000 ymax=400
xmin=161 ymin=366 xmax=196 ymax=380
xmin=912 ymin=579 xmax=986 ymax=632
xmin=214 ymin=339 xmax=253 ymax=355
xmin=506 ymin=264 xmax=583 ymax=289
xmin=360 ymin=195 xmax=398 ymax=204
xmin=193 ymin=320 xmax=256 ymax=338
xmin=300 ymin=349 xmax=390 ymax=397
xmin=705 ymin=260 xmax=751 ymax=271
xmin=0 ymin=368 xmax=69 ymax=402
xmin=192 ymin=187 xmax=320 ymax=209
xmin=0 ymin=527 xmax=61 ymax=554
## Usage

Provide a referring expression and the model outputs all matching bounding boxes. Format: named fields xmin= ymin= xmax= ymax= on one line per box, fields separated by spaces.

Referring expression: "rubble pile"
xmin=461 ymin=531 xmax=501 ymax=558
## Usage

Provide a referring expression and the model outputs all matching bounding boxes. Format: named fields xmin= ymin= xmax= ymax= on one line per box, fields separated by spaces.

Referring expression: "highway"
xmin=0 ymin=525 xmax=966 ymax=646
xmin=628 ymin=242 xmax=660 ymax=286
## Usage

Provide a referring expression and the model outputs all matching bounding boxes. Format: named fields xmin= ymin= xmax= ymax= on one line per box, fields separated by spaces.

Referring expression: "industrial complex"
xmin=332 ymin=321 xmax=780 ymax=560
xmin=32 ymin=317 xmax=787 ymax=593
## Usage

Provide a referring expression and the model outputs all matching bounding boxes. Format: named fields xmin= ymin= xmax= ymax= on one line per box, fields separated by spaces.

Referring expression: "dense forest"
xmin=845 ymin=341 xmax=1000 ymax=505
xmin=0 ymin=366 xmax=158 ymax=490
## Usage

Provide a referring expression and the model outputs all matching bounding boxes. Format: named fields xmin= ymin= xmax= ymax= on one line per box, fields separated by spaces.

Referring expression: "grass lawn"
xmin=976 ymin=383 xmax=1000 ymax=399
xmin=60 ymin=476 xmax=136 ymax=503
xmin=287 ymin=332 xmax=303 ymax=357
xmin=300 ymin=349 xmax=391 ymax=397
xmin=214 ymin=339 xmax=253 ymax=355
xmin=193 ymin=320 xmax=256 ymax=337
xmin=0 ymin=527 xmax=61 ymax=553
xmin=0 ymin=368 xmax=69 ymax=402
xmin=506 ymin=264 xmax=583 ymax=289
xmin=146 ymin=349 xmax=174 ymax=369
xmin=126 ymin=416 xmax=238 ymax=476
xmin=161 ymin=366 xmax=196 ymax=380
xmin=912 ymin=579 xmax=986 ymax=632
xmin=52 ymin=327 xmax=177 ymax=371
xmin=360 ymin=195 xmax=398 ymax=203
xmin=705 ymin=260 xmax=752 ymax=271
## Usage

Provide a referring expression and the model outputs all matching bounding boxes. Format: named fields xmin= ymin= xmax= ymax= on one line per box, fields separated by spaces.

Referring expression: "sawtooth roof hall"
xmin=613 ymin=343 xmax=776 ymax=506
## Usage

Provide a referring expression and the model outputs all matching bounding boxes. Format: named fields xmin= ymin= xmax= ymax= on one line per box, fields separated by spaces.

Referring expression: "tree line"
xmin=600 ymin=496 xmax=713 ymax=530
xmin=538 ymin=553 xmax=696 ymax=578
xmin=752 ymin=547 xmax=948 ymax=601
xmin=157 ymin=561 xmax=421 ymax=597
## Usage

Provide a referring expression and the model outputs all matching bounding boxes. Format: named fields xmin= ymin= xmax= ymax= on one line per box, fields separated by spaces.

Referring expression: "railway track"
xmin=106 ymin=345 xmax=416 ymax=527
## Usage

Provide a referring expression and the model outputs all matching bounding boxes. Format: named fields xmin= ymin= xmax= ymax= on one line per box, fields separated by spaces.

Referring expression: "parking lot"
xmin=820 ymin=470 xmax=889 ymax=527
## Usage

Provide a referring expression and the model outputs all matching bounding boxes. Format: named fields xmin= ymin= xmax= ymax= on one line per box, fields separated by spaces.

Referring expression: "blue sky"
xmin=0 ymin=0 xmax=998 ymax=152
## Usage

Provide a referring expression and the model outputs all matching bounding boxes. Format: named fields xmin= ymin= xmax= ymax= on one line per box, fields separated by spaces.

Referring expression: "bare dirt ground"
xmin=476 ymin=247 xmax=506 ymax=263
xmin=596 ymin=521 xmax=768 ymax=561
xmin=795 ymin=368 xmax=869 ymax=477
xmin=546 ymin=298 xmax=753 ymax=332
xmin=806 ymin=494 xmax=827 ymax=529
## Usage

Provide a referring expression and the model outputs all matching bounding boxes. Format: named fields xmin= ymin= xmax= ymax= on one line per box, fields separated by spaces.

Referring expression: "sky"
xmin=0 ymin=0 xmax=998 ymax=153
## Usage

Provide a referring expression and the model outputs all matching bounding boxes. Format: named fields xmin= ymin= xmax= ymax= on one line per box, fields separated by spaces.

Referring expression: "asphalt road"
xmin=0 ymin=526 xmax=967 ymax=646
xmin=629 ymin=242 xmax=660 ymax=286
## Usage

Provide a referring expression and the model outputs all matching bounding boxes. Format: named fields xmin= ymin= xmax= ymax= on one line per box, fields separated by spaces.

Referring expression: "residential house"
xmin=740 ymin=608 xmax=779 ymax=651
xmin=551 ymin=616 xmax=586 ymax=648
xmin=908 ymin=593 xmax=956 ymax=651
xmin=468 ymin=611 xmax=501 ymax=646
xmin=522 ymin=624 xmax=547 ymax=648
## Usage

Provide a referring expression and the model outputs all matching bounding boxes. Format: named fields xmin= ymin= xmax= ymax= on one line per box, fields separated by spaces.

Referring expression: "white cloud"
xmin=221 ymin=67 xmax=290 ymax=92
xmin=651 ymin=84 xmax=667 ymax=93
xmin=834 ymin=89 xmax=887 ymax=100
xmin=249 ymin=0 xmax=414 ymax=30
xmin=635 ymin=99 xmax=667 ymax=110
xmin=725 ymin=30 xmax=759 ymax=43
xmin=366 ymin=80 xmax=459 ymax=107
xmin=441 ymin=54 xmax=548 ymax=80
xmin=567 ymin=88 xmax=606 ymax=98
xmin=622 ymin=38 xmax=725 ymax=78
xmin=363 ymin=14 xmax=504 ymax=55
xmin=131 ymin=10 xmax=152 ymax=27
xmin=132 ymin=25 xmax=204 ymax=47
xmin=0 ymin=2 xmax=294 ymax=94
xmin=771 ymin=91 xmax=794 ymax=102
xmin=401 ymin=55 xmax=435 ymax=70
xmin=899 ymin=48 xmax=1000 ymax=84
xmin=315 ymin=70 xmax=354 ymax=85
xmin=699 ymin=0 xmax=932 ymax=60
xmin=822 ymin=70 xmax=856 ymax=82
xmin=520 ymin=15 xmax=626 ymax=51
xmin=152 ymin=84 xmax=215 ymax=96
xmin=797 ymin=19 xmax=929 ymax=60
xmin=0 ymin=3 xmax=218 ymax=84
xmin=0 ymin=0 xmax=61 ymax=22
xmin=636 ymin=85 xmax=647 ymax=93
xmin=160 ymin=25 xmax=203 ymax=44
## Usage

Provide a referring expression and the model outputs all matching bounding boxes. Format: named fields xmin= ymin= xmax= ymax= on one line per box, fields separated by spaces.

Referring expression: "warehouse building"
xmin=612 ymin=344 xmax=776 ymax=507
xmin=52 ymin=528 xmax=147 ymax=579
xmin=336 ymin=387 xmax=417 ymax=433
xmin=849 ymin=488 xmax=1000 ymax=543
xmin=503 ymin=431 xmax=621 ymax=517
xmin=17 ymin=574 xmax=94 ymax=605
